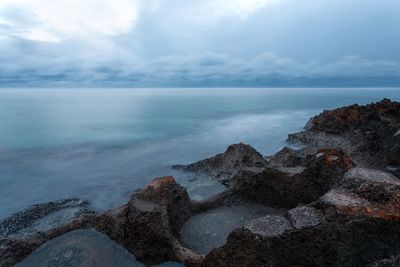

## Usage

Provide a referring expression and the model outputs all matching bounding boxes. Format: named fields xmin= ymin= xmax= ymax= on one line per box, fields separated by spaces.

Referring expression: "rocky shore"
xmin=1 ymin=99 xmax=400 ymax=266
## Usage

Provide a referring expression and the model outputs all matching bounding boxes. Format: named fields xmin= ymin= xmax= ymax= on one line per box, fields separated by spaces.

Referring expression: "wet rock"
xmin=288 ymin=99 xmax=400 ymax=174
xmin=320 ymin=167 xmax=400 ymax=222
xmin=231 ymin=148 xmax=353 ymax=208
xmin=0 ymin=199 xmax=96 ymax=267
xmin=15 ymin=229 xmax=144 ymax=267
xmin=245 ymin=215 xmax=292 ymax=237
xmin=180 ymin=204 xmax=283 ymax=255
xmin=288 ymin=206 xmax=324 ymax=229
xmin=265 ymin=146 xmax=303 ymax=168
xmin=95 ymin=176 xmax=196 ymax=264
xmin=203 ymin=216 xmax=400 ymax=267
xmin=173 ymin=143 xmax=266 ymax=186
xmin=0 ymin=199 xmax=94 ymax=239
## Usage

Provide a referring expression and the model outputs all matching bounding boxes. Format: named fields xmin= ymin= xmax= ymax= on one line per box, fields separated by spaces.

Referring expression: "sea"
xmin=0 ymin=88 xmax=399 ymax=218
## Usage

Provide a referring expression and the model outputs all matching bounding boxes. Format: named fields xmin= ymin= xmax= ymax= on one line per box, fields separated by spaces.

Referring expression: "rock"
xmin=288 ymin=99 xmax=400 ymax=174
xmin=320 ymin=189 xmax=371 ymax=207
xmin=0 ymin=199 xmax=96 ymax=267
xmin=265 ymin=146 xmax=303 ymax=168
xmin=0 ymin=199 xmax=94 ymax=239
xmin=15 ymin=229 xmax=145 ymax=267
xmin=370 ymin=255 xmax=400 ymax=267
xmin=173 ymin=143 xmax=266 ymax=186
xmin=320 ymin=167 xmax=400 ymax=222
xmin=288 ymin=206 xmax=324 ymax=229
xmin=94 ymin=176 xmax=197 ymax=265
xmin=231 ymin=148 xmax=354 ymax=208
xmin=344 ymin=167 xmax=400 ymax=186
xmin=180 ymin=204 xmax=283 ymax=255
xmin=245 ymin=215 xmax=292 ymax=237
xmin=203 ymin=216 xmax=400 ymax=267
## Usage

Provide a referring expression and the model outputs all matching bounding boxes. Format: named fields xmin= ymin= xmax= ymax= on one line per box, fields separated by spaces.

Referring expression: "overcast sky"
xmin=1 ymin=0 xmax=399 ymax=87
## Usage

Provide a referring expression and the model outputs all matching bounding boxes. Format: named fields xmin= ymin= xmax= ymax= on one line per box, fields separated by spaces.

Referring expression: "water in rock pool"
xmin=16 ymin=229 xmax=183 ymax=267
xmin=0 ymin=88 xmax=399 ymax=219
xmin=180 ymin=204 xmax=285 ymax=254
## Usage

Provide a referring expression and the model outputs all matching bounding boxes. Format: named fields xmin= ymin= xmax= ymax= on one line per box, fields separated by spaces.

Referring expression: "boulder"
xmin=173 ymin=143 xmax=265 ymax=186
xmin=288 ymin=99 xmax=400 ymax=174
xmin=94 ymin=176 xmax=197 ymax=265
xmin=230 ymin=148 xmax=354 ymax=208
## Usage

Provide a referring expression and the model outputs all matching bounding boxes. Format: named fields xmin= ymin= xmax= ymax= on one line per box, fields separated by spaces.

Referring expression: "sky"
xmin=0 ymin=0 xmax=400 ymax=87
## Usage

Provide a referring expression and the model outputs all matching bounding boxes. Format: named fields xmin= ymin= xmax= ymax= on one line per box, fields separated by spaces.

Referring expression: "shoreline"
xmin=1 ymin=98 xmax=400 ymax=266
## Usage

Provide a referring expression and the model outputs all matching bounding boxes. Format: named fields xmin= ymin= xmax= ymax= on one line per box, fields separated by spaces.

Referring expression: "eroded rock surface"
xmin=245 ymin=215 xmax=292 ymax=237
xmin=180 ymin=204 xmax=283 ymax=255
xmin=288 ymin=99 xmax=400 ymax=176
xmin=15 ymin=229 xmax=144 ymax=267
xmin=0 ymin=199 xmax=93 ymax=239
xmin=173 ymin=143 xmax=265 ymax=186
xmin=230 ymin=148 xmax=354 ymax=208
xmin=0 ymin=199 xmax=96 ymax=267
xmin=288 ymin=206 xmax=323 ymax=229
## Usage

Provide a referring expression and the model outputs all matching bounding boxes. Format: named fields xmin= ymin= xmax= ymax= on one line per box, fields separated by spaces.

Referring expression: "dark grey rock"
xmin=173 ymin=143 xmax=265 ymax=186
xmin=0 ymin=199 xmax=94 ymax=239
xmin=245 ymin=215 xmax=292 ymax=237
xmin=15 ymin=229 xmax=144 ymax=267
xmin=288 ymin=206 xmax=324 ymax=229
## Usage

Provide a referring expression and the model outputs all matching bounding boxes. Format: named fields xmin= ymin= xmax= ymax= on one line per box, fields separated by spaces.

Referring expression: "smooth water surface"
xmin=0 ymin=88 xmax=399 ymax=218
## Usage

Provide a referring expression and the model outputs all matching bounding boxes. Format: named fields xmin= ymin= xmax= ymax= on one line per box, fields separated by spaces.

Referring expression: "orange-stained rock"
xmin=148 ymin=176 xmax=176 ymax=189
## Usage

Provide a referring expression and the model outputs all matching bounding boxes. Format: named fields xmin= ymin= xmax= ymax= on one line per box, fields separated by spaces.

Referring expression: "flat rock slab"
xmin=16 ymin=229 xmax=144 ymax=267
xmin=0 ymin=199 xmax=94 ymax=239
xmin=245 ymin=215 xmax=292 ymax=237
xmin=320 ymin=189 xmax=370 ymax=208
xmin=180 ymin=204 xmax=284 ymax=255
xmin=288 ymin=206 xmax=324 ymax=229
xmin=344 ymin=167 xmax=400 ymax=185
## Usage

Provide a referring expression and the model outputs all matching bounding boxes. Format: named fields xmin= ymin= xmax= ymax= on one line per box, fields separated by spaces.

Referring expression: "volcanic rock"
xmin=173 ymin=143 xmax=266 ymax=186
xmin=288 ymin=99 xmax=400 ymax=175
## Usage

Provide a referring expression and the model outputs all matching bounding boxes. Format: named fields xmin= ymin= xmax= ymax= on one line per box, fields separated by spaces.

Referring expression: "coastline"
xmin=1 ymin=98 xmax=400 ymax=266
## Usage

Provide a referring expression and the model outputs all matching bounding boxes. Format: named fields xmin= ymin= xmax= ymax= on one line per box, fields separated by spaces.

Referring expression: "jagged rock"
xmin=265 ymin=146 xmax=303 ymax=168
xmin=230 ymin=148 xmax=354 ymax=208
xmin=288 ymin=99 xmax=400 ymax=175
xmin=203 ymin=216 xmax=400 ymax=267
xmin=15 ymin=229 xmax=144 ymax=267
xmin=288 ymin=206 xmax=324 ymax=229
xmin=173 ymin=143 xmax=266 ymax=186
xmin=320 ymin=167 xmax=400 ymax=222
xmin=94 ymin=176 xmax=197 ymax=265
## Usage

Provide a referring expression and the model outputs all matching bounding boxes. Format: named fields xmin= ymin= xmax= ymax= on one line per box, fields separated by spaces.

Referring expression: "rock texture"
xmin=15 ymin=229 xmax=144 ymax=267
xmin=4 ymin=99 xmax=400 ymax=267
xmin=288 ymin=99 xmax=400 ymax=175
xmin=0 ymin=199 xmax=96 ymax=267
xmin=173 ymin=143 xmax=265 ymax=186
xmin=94 ymin=176 xmax=201 ymax=265
xmin=230 ymin=148 xmax=354 ymax=208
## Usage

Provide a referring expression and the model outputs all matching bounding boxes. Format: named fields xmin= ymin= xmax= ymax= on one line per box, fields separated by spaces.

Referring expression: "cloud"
xmin=205 ymin=0 xmax=281 ymax=18
xmin=0 ymin=0 xmax=138 ymax=42
xmin=0 ymin=0 xmax=399 ymax=87
xmin=1 ymin=47 xmax=399 ymax=87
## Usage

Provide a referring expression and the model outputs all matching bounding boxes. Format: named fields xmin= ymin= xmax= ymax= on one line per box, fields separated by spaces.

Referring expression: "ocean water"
xmin=0 ymin=88 xmax=399 ymax=218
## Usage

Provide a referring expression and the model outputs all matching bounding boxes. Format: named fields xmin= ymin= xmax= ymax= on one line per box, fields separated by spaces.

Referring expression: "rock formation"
xmin=173 ymin=143 xmax=266 ymax=186
xmin=2 ymin=99 xmax=400 ymax=267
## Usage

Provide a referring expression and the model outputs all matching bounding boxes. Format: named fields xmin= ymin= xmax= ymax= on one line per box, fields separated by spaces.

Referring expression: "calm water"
xmin=0 ymin=88 xmax=399 ymax=218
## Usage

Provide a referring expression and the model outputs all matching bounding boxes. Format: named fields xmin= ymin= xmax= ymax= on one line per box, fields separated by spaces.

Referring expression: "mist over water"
xmin=0 ymin=88 xmax=399 ymax=218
